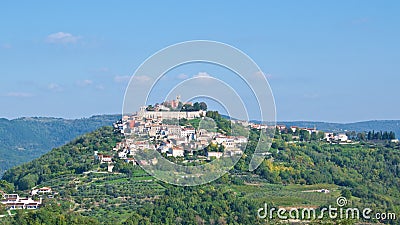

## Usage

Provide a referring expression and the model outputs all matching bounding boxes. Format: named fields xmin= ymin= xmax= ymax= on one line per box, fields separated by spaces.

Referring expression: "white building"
xmin=31 ymin=187 xmax=52 ymax=196
xmin=137 ymin=106 xmax=204 ymax=120
xmin=132 ymin=141 xmax=150 ymax=150
xmin=335 ymin=133 xmax=348 ymax=142
xmin=181 ymin=127 xmax=196 ymax=139
xmin=1 ymin=194 xmax=42 ymax=210
xmin=165 ymin=125 xmax=182 ymax=136
xmin=207 ymin=151 xmax=223 ymax=159
xmin=171 ymin=147 xmax=184 ymax=157
xmin=97 ymin=154 xmax=113 ymax=163
xmin=215 ymin=135 xmax=227 ymax=144
xmin=234 ymin=136 xmax=248 ymax=144
xmin=118 ymin=151 xmax=128 ymax=159
xmin=222 ymin=139 xmax=235 ymax=149
xmin=324 ymin=132 xmax=334 ymax=141
xmin=290 ymin=126 xmax=298 ymax=133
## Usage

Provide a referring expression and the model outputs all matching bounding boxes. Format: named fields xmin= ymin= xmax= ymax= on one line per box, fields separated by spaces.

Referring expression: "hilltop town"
xmin=105 ymin=96 xmax=249 ymax=167
xmin=99 ymin=96 xmax=355 ymax=170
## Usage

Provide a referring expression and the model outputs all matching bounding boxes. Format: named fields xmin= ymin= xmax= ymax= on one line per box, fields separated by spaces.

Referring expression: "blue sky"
xmin=0 ymin=1 xmax=399 ymax=122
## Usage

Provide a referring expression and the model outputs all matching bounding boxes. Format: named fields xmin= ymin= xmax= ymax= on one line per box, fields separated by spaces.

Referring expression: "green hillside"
xmin=0 ymin=115 xmax=121 ymax=177
xmin=0 ymin=120 xmax=399 ymax=224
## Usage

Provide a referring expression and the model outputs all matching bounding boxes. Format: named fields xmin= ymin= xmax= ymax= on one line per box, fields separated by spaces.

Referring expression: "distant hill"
xmin=278 ymin=120 xmax=400 ymax=136
xmin=1 ymin=115 xmax=398 ymax=178
xmin=0 ymin=115 xmax=121 ymax=177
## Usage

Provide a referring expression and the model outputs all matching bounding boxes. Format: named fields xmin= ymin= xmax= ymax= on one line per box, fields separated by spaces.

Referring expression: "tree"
xmin=389 ymin=131 xmax=396 ymax=139
xmin=357 ymin=132 xmax=366 ymax=141
xmin=341 ymin=189 xmax=352 ymax=199
xmin=199 ymin=102 xmax=207 ymax=111
xmin=146 ymin=105 xmax=155 ymax=111
xmin=193 ymin=102 xmax=200 ymax=111
xmin=299 ymin=130 xmax=310 ymax=142
xmin=0 ymin=180 xmax=14 ymax=193
xmin=311 ymin=132 xmax=317 ymax=141
xmin=18 ymin=174 xmax=38 ymax=190
xmin=0 ymin=202 xmax=6 ymax=215
xmin=367 ymin=131 xmax=372 ymax=140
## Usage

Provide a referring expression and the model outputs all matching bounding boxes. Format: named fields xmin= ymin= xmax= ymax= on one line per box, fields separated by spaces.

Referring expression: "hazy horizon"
xmin=2 ymin=112 xmax=400 ymax=124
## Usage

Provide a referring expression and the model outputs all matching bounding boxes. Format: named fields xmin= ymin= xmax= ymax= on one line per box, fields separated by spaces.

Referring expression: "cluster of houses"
xmin=102 ymin=99 xmax=251 ymax=167
xmin=101 ymin=97 xmax=355 ymax=169
xmin=0 ymin=187 xmax=53 ymax=211
xmin=1 ymin=194 xmax=41 ymax=210
xmin=275 ymin=125 xmax=318 ymax=135
xmin=275 ymin=124 xmax=350 ymax=143
xmin=112 ymin=112 xmax=248 ymax=163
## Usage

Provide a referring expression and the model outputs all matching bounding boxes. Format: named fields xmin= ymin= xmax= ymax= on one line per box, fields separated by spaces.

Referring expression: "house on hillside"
xmin=125 ymin=158 xmax=137 ymax=164
xmin=290 ymin=126 xmax=298 ymax=133
xmin=31 ymin=187 xmax=52 ymax=196
xmin=171 ymin=146 xmax=184 ymax=157
xmin=234 ymin=136 xmax=248 ymax=144
xmin=96 ymin=154 xmax=113 ymax=164
xmin=118 ymin=151 xmax=128 ymax=159
xmin=222 ymin=138 xmax=235 ymax=149
xmin=335 ymin=133 xmax=348 ymax=142
xmin=276 ymin=125 xmax=286 ymax=132
xmin=1 ymin=194 xmax=42 ymax=210
xmin=324 ymin=132 xmax=334 ymax=142
xmin=207 ymin=151 xmax=223 ymax=160
xmin=181 ymin=127 xmax=196 ymax=140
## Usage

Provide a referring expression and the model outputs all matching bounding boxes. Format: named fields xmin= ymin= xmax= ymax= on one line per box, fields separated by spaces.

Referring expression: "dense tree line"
xmin=347 ymin=130 xmax=396 ymax=141
xmin=366 ymin=130 xmax=396 ymax=140
xmin=147 ymin=102 xmax=207 ymax=112
xmin=123 ymin=185 xmax=263 ymax=225
xmin=0 ymin=115 xmax=120 ymax=177
xmin=2 ymin=126 xmax=122 ymax=190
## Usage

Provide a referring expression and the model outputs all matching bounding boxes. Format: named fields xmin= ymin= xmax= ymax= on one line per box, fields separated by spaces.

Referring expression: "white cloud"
xmin=176 ymin=74 xmax=188 ymax=80
xmin=132 ymin=75 xmax=152 ymax=83
xmin=76 ymin=79 xmax=93 ymax=86
xmin=114 ymin=75 xmax=131 ymax=83
xmin=5 ymin=92 xmax=33 ymax=97
xmin=193 ymin=72 xmax=212 ymax=79
xmin=47 ymin=83 xmax=63 ymax=92
xmin=46 ymin=32 xmax=80 ymax=44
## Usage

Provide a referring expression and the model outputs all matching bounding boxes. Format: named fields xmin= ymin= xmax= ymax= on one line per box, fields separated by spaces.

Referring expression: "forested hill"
xmin=0 ymin=115 xmax=120 ymax=177
xmin=1 ymin=122 xmax=399 ymax=224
